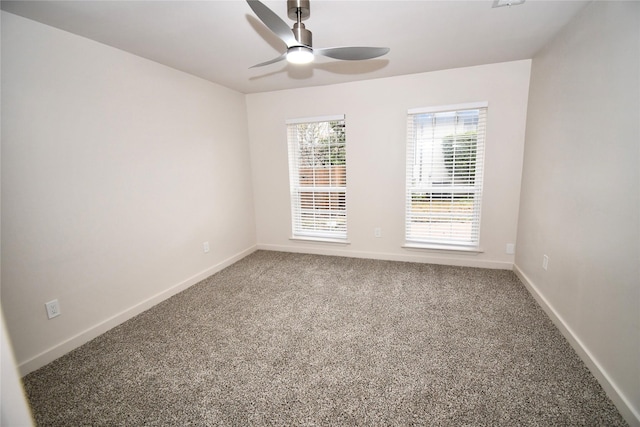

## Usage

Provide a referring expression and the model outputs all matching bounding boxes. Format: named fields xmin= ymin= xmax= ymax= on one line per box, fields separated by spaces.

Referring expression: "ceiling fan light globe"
xmin=287 ymin=46 xmax=314 ymax=64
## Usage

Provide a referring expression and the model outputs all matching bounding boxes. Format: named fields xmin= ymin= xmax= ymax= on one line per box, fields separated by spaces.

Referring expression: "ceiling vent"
xmin=492 ymin=0 xmax=525 ymax=8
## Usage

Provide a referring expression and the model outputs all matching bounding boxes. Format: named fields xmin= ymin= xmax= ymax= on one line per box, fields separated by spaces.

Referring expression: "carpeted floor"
xmin=22 ymin=251 xmax=626 ymax=426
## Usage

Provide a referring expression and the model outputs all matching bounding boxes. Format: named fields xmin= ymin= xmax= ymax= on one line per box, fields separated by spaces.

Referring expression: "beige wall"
xmin=1 ymin=12 xmax=256 ymax=373
xmin=247 ymin=60 xmax=531 ymax=269
xmin=1 ymin=310 xmax=33 ymax=425
xmin=515 ymin=1 xmax=639 ymax=424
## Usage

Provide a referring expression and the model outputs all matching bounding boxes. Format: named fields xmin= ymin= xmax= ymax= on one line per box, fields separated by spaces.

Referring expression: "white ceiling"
xmin=1 ymin=0 xmax=590 ymax=94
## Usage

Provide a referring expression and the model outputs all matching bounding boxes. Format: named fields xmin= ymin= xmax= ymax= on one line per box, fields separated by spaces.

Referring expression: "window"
xmin=405 ymin=103 xmax=487 ymax=249
xmin=287 ymin=115 xmax=347 ymax=241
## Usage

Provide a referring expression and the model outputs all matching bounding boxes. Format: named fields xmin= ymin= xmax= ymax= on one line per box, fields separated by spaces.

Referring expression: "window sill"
xmin=290 ymin=236 xmax=351 ymax=245
xmin=402 ymin=242 xmax=483 ymax=254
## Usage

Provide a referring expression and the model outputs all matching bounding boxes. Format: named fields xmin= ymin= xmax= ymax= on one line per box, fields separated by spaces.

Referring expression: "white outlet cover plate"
xmin=45 ymin=300 xmax=61 ymax=319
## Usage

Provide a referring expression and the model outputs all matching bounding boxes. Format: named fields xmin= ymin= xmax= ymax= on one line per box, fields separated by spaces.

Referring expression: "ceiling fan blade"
xmin=246 ymin=0 xmax=298 ymax=48
xmin=250 ymin=53 xmax=287 ymax=68
xmin=316 ymin=46 xmax=390 ymax=61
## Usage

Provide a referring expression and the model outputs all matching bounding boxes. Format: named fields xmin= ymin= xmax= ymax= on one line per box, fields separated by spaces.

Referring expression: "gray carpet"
xmin=23 ymin=250 xmax=626 ymax=426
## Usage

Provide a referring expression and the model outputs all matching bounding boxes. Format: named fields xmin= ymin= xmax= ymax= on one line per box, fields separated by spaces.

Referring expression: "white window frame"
xmin=404 ymin=102 xmax=488 ymax=251
xmin=286 ymin=115 xmax=348 ymax=243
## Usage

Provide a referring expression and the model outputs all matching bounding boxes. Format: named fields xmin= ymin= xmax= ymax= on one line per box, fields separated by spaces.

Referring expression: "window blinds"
xmin=405 ymin=103 xmax=487 ymax=248
xmin=287 ymin=115 xmax=347 ymax=240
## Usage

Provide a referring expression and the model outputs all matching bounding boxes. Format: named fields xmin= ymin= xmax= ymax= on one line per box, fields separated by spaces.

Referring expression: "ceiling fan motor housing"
xmin=293 ymin=22 xmax=312 ymax=46
xmin=287 ymin=0 xmax=310 ymax=20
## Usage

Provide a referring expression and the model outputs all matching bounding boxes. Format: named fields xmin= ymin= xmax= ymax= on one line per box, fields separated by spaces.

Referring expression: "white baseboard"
xmin=513 ymin=264 xmax=640 ymax=427
xmin=18 ymin=245 xmax=257 ymax=376
xmin=257 ymin=243 xmax=513 ymax=270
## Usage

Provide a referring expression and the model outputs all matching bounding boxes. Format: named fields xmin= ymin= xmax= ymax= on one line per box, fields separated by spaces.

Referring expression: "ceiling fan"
xmin=246 ymin=0 xmax=390 ymax=68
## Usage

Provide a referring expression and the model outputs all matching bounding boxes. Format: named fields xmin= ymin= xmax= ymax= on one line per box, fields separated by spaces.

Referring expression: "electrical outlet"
xmin=542 ymin=255 xmax=549 ymax=271
xmin=203 ymin=241 xmax=210 ymax=253
xmin=374 ymin=227 xmax=382 ymax=238
xmin=45 ymin=300 xmax=61 ymax=319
